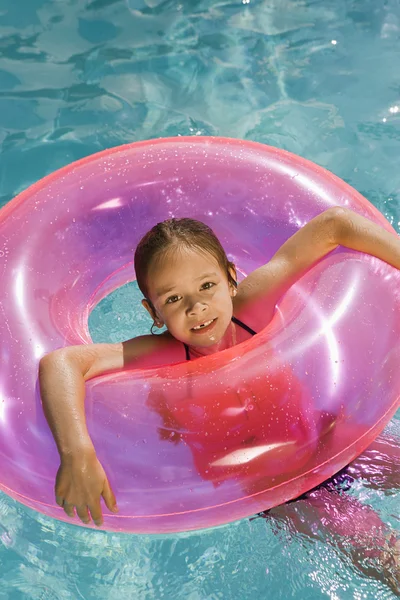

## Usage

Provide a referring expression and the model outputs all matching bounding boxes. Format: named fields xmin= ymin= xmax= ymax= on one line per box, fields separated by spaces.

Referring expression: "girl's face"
xmin=143 ymin=247 xmax=236 ymax=347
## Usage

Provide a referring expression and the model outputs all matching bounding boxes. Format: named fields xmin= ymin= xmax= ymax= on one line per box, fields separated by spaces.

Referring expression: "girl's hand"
xmin=55 ymin=449 xmax=118 ymax=526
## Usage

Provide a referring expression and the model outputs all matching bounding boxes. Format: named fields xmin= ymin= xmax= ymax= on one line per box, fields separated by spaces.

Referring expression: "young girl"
xmin=39 ymin=207 xmax=400 ymax=530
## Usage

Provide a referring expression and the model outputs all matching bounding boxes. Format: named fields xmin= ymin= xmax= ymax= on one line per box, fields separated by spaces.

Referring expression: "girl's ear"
xmin=228 ymin=264 xmax=238 ymax=297
xmin=142 ymin=299 xmax=164 ymax=327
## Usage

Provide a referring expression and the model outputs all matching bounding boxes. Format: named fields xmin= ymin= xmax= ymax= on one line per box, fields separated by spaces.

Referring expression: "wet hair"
xmin=134 ymin=218 xmax=237 ymax=303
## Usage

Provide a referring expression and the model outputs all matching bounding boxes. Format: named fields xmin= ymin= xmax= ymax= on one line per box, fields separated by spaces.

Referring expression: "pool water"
xmin=1 ymin=0 xmax=400 ymax=598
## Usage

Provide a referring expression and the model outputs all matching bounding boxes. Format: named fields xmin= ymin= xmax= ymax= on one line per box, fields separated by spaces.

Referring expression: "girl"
xmin=39 ymin=207 xmax=400 ymax=528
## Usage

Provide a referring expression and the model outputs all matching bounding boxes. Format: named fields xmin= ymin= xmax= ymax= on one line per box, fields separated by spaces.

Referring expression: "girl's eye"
xmin=201 ymin=282 xmax=215 ymax=290
xmin=166 ymin=295 xmax=181 ymax=304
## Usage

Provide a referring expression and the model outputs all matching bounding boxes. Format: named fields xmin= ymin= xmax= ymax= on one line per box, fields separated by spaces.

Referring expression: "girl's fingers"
xmin=102 ymin=479 xmax=118 ymax=513
xmin=55 ymin=495 xmax=64 ymax=507
xmin=89 ymin=500 xmax=103 ymax=527
xmin=63 ymin=502 xmax=76 ymax=518
xmin=76 ymin=505 xmax=90 ymax=524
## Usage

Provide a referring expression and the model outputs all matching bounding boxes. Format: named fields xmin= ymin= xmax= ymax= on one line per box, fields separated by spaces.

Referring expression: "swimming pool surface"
xmin=1 ymin=0 xmax=399 ymax=598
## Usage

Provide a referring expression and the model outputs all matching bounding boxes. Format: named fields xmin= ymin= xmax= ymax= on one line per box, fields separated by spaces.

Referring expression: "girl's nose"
xmin=186 ymin=299 xmax=208 ymax=317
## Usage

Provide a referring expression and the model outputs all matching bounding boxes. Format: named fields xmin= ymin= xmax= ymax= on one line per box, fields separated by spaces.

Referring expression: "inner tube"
xmin=1 ymin=137 xmax=400 ymax=534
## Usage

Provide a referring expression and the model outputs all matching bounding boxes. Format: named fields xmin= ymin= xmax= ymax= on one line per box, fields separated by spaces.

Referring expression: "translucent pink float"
xmin=0 ymin=137 xmax=399 ymax=533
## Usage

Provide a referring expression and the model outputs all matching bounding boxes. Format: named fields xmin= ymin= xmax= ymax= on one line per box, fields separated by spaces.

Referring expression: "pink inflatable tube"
xmin=1 ymin=137 xmax=400 ymax=534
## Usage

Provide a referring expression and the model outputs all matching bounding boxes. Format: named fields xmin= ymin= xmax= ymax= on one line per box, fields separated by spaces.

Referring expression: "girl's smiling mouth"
xmin=191 ymin=318 xmax=217 ymax=333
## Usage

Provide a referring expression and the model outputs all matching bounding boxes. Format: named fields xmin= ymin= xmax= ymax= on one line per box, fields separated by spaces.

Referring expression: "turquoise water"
xmin=1 ymin=0 xmax=400 ymax=598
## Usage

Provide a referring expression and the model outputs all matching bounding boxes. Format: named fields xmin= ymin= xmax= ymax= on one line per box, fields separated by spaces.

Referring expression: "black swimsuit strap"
xmin=184 ymin=316 xmax=256 ymax=361
xmin=231 ymin=316 xmax=257 ymax=337
xmin=184 ymin=343 xmax=190 ymax=361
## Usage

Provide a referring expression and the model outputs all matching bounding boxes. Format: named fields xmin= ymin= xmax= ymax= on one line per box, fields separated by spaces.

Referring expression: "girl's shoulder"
xmin=233 ymin=254 xmax=295 ymax=332
xmin=123 ymin=330 xmax=185 ymax=369
xmin=62 ymin=332 xmax=186 ymax=381
xmin=233 ymin=288 xmax=276 ymax=335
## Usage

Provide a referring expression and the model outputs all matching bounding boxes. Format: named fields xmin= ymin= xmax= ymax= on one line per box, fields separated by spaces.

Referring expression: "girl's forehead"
xmin=154 ymin=246 xmax=221 ymax=273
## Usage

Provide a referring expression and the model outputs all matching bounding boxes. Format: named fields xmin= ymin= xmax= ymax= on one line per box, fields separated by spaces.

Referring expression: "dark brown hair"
xmin=134 ymin=218 xmax=236 ymax=300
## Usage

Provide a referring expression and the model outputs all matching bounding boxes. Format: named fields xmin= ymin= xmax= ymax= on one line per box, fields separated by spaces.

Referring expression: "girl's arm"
xmin=235 ymin=207 xmax=400 ymax=319
xmin=39 ymin=333 xmax=180 ymax=525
